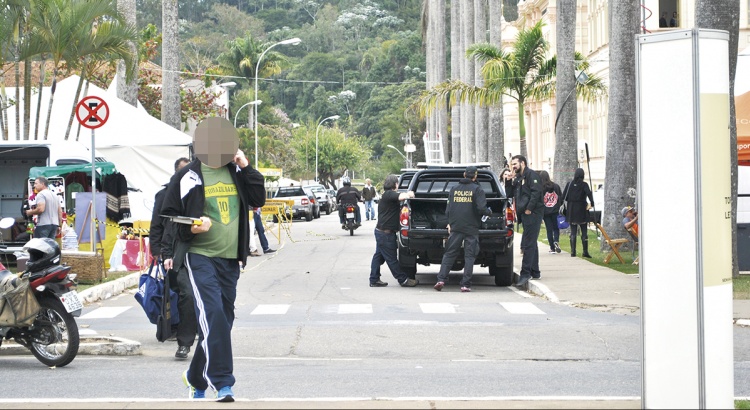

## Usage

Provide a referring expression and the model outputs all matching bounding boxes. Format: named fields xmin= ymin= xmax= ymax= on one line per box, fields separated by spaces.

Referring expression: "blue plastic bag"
xmin=134 ymin=260 xmax=179 ymax=326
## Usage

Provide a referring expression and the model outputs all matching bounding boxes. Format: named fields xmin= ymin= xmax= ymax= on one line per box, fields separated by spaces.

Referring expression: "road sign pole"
xmin=91 ymin=128 xmax=96 ymax=253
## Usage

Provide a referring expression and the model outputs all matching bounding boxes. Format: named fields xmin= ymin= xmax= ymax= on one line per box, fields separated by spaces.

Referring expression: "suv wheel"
xmin=490 ymin=265 xmax=514 ymax=287
xmin=305 ymin=212 xmax=313 ymax=222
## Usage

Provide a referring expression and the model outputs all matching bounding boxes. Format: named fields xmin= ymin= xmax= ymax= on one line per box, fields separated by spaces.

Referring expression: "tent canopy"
xmin=29 ymin=162 xmax=117 ymax=179
xmin=3 ymin=75 xmax=192 ymax=198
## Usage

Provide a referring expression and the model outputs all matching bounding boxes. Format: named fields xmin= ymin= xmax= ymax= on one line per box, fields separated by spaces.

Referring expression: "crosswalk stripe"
xmin=499 ymin=302 xmax=545 ymax=315
xmin=337 ymin=304 xmax=373 ymax=314
xmin=79 ymin=306 xmax=132 ymax=319
xmin=419 ymin=303 xmax=456 ymax=314
xmin=251 ymin=304 xmax=290 ymax=315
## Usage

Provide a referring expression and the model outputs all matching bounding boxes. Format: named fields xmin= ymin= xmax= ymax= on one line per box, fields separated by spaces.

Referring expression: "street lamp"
xmin=315 ymin=115 xmax=340 ymax=182
xmin=233 ymin=100 xmax=262 ymax=128
xmin=386 ymin=144 xmax=408 ymax=168
xmin=553 ymin=70 xmax=589 ymax=132
xmin=254 ymin=37 xmax=302 ymax=169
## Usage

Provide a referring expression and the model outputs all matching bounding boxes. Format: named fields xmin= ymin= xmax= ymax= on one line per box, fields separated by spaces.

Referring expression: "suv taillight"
xmin=506 ymin=205 xmax=515 ymax=226
xmin=400 ymin=205 xmax=410 ymax=236
xmin=301 ymin=198 xmax=309 ymax=205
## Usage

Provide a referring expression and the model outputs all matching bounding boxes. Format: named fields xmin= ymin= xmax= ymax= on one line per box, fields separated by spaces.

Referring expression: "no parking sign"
xmin=75 ymin=96 xmax=109 ymax=129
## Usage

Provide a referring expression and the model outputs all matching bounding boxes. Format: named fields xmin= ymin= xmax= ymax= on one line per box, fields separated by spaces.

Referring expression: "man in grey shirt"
xmin=26 ymin=177 xmax=62 ymax=239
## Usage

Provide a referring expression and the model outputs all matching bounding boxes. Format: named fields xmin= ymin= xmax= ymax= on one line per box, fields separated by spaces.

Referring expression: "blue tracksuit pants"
xmin=184 ymin=253 xmax=240 ymax=392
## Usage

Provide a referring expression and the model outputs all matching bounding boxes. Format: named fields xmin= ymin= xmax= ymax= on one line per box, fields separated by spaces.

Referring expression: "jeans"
xmin=34 ymin=224 xmax=57 ymax=239
xmin=542 ymin=213 xmax=560 ymax=251
xmin=519 ymin=212 xmax=542 ymax=279
xmin=364 ymin=200 xmax=375 ymax=220
xmin=253 ymin=211 xmax=270 ymax=251
xmin=436 ymin=231 xmax=479 ymax=287
xmin=369 ymin=228 xmax=408 ymax=284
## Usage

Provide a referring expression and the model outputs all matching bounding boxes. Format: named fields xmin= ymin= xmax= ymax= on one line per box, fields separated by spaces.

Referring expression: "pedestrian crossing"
xmin=78 ymin=302 xmax=548 ymax=320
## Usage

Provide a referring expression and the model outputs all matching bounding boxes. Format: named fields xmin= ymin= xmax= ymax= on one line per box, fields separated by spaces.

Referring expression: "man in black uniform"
xmin=368 ymin=174 xmax=419 ymax=288
xmin=150 ymin=157 xmax=195 ymax=359
xmin=433 ymin=166 xmax=492 ymax=293
xmin=336 ymin=177 xmax=362 ymax=228
xmin=512 ymin=154 xmax=544 ymax=287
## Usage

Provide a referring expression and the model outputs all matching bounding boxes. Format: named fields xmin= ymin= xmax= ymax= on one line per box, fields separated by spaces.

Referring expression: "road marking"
xmin=251 ymin=304 xmax=290 ymax=315
xmin=338 ymin=304 xmax=373 ymax=314
xmin=419 ymin=303 xmax=456 ymax=314
xmin=500 ymin=302 xmax=545 ymax=315
xmin=79 ymin=306 xmax=132 ymax=319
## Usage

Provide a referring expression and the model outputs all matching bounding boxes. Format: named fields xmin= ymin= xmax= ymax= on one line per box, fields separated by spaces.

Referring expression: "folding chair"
xmin=594 ymin=223 xmax=629 ymax=264
xmin=626 ymin=226 xmax=639 ymax=265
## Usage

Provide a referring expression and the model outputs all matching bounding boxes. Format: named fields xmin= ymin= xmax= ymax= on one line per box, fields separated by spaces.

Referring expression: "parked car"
xmin=273 ymin=186 xmax=318 ymax=221
xmin=303 ymin=184 xmax=335 ymax=215
xmin=327 ymin=189 xmax=338 ymax=211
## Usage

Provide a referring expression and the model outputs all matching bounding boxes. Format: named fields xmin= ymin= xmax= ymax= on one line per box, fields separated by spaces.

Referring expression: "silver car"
xmin=303 ymin=184 xmax=335 ymax=215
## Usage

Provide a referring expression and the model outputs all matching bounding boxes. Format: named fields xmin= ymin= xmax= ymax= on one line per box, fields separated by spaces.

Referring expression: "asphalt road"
xmin=1 ymin=211 xmax=748 ymax=406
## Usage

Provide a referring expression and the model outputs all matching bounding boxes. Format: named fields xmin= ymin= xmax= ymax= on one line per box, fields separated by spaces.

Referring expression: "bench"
xmin=595 ymin=223 xmax=629 ymax=264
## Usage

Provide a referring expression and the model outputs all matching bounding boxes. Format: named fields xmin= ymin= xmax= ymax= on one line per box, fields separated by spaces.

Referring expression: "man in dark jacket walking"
xmin=150 ymin=157 xmax=195 ymax=359
xmin=161 ymin=118 xmax=266 ymax=402
xmin=433 ymin=166 xmax=492 ymax=293
xmin=512 ymin=155 xmax=544 ymax=287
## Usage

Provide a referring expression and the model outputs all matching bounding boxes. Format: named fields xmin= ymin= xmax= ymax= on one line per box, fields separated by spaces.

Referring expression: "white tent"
xmin=3 ymin=75 xmax=192 ymax=203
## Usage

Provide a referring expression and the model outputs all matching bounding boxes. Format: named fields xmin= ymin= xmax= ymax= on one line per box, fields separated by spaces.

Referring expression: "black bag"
xmin=559 ymin=181 xmax=571 ymax=217
xmin=156 ymin=267 xmax=178 ymax=343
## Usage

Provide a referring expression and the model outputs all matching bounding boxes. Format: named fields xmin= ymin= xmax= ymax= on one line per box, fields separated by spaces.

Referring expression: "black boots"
xmin=581 ymin=238 xmax=592 ymax=258
xmin=570 ymin=236 xmax=577 ymax=257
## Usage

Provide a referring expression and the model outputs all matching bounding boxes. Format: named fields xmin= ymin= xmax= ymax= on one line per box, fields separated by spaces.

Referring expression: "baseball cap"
xmin=621 ymin=206 xmax=633 ymax=217
xmin=465 ymin=166 xmax=478 ymax=177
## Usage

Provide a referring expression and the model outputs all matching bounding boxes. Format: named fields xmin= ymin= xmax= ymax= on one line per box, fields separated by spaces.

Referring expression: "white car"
xmin=303 ymin=184 xmax=334 ymax=215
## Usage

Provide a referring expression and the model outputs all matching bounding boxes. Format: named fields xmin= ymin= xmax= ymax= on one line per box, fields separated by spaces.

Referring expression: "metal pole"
xmin=90 ymin=128 xmax=96 ymax=252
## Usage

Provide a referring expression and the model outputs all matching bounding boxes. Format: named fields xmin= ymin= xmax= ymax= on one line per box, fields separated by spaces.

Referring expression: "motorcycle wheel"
xmin=29 ymin=296 xmax=80 ymax=367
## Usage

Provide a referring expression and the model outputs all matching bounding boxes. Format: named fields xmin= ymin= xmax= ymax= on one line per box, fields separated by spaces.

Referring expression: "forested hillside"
xmin=138 ymin=0 xmax=430 ymax=183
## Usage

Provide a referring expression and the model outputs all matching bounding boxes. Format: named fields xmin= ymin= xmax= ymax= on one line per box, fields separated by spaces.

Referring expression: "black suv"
xmin=397 ymin=166 xmax=515 ymax=286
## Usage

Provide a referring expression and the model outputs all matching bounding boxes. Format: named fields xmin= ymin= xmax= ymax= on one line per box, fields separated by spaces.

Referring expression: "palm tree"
xmin=554 ymin=0 xmax=579 ymax=185
xmin=449 ymin=0 xmax=461 ymax=162
xmin=161 ymin=0 xmax=180 ymax=129
xmin=696 ymin=0 xmax=741 ymax=276
xmin=487 ymin=0 xmax=504 ymax=171
xmin=474 ymin=0 xmax=488 ymax=163
xmin=0 ymin=0 xmax=30 ymax=140
xmin=602 ymin=1 xmax=639 ymax=246
xmin=216 ymin=34 xmax=288 ymax=128
xmin=419 ymin=21 xmax=606 ymax=160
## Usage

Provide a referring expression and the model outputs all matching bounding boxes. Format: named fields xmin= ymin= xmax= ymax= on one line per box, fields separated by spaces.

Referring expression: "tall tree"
xmin=461 ymin=0 xmax=475 ymax=162
xmin=117 ymin=0 xmax=139 ymax=107
xmin=449 ymin=0 xmax=461 ymax=162
xmin=161 ymin=0 xmax=181 ymax=129
xmin=602 ymin=0 xmax=640 ymax=246
xmin=554 ymin=0 xmax=578 ymax=185
xmin=474 ymin=0 xmax=487 ymax=162
xmin=418 ymin=22 xmax=605 ymax=162
xmin=695 ymin=0 xmax=741 ymax=277
xmin=487 ymin=0 xmax=504 ymax=170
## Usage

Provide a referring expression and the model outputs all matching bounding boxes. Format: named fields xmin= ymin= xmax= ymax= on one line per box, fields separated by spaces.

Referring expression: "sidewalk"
xmin=512 ymin=232 xmax=750 ymax=321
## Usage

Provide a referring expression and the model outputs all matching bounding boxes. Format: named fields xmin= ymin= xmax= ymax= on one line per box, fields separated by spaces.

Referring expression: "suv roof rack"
xmin=415 ymin=162 xmax=492 ymax=169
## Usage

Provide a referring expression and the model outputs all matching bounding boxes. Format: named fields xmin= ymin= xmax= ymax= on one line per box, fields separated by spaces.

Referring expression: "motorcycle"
xmin=0 ymin=230 xmax=81 ymax=367
xmin=341 ymin=203 xmax=360 ymax=236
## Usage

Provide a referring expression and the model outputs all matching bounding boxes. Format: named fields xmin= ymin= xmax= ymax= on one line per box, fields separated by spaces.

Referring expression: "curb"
xmin=0 ymin=336 xmax=141 ymax=356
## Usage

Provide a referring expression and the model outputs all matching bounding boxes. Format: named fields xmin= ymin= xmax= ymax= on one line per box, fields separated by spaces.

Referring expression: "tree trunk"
xmin=15 ymin=59 xmax=20 ymax=140
xmin=603 ymin=0 xmax=640 ymax=249
xmin=34 ymin=58 xmax=46 ymax=140
xmin=43 ymin=68 xmax=59 ymax=140
xmin=117 ymin=0 xmax=139 ymax=107
xmin=695 ymin=0 xmax=740 ymax=277
xmin=65 ymin=71 xmax=86 ymax=141
xmin=462 ymin=0 xmax=475 ymax=163
xmin=488 ymin=0 xmax=505 ymax=170
xmin=436 ymin=0 xmax=448 ymax=163
xmin=450 ymin=0 xmax=461 ymax=162
xmin=474 ymin=0 xmax=488 ymax=163
xmin=23 ymin=58 xmax=31 ymax=140
xmin=518 ymin=99 xmax=527 ymax=158
xmin=554 ymin=0 xmax=578 ymax=186
xmin=161 ymin=0 xmax=181 ymax=130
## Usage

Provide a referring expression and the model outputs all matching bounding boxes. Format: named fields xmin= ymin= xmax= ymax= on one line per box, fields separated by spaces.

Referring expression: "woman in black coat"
xmin=561 ymin=168 xmax=594 ymax=258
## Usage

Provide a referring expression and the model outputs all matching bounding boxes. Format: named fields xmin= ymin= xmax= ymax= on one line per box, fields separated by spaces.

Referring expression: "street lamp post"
xmin=233 ymin=100 xmax=262 ymax=128
xmin=386 ymin=144 xmax=408 ymax=168
xmin=315 ymin=115 xmax=340 ymax=182
xmin=254 ymin=37 xmax=302 ymax=169
xmin=553 ymin=70 xmax=589 ymax=132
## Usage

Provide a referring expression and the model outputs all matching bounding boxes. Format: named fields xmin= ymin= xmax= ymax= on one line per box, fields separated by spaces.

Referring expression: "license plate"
xmin=346 ymin=212 xmax=355 ymax=218
xmin=60 ymin=290 xmax=83 ymax=313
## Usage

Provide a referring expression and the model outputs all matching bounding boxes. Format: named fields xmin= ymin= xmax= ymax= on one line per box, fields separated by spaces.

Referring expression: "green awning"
xmin=29 ymin=162 xmax=117 ymax=179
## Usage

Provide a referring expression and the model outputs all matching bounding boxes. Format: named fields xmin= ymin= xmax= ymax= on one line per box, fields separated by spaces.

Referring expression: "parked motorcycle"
xmin=341 ymin=203 xmax=360 ymax=236
xmin=0 ymin=233 xmax=81 ymax=367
